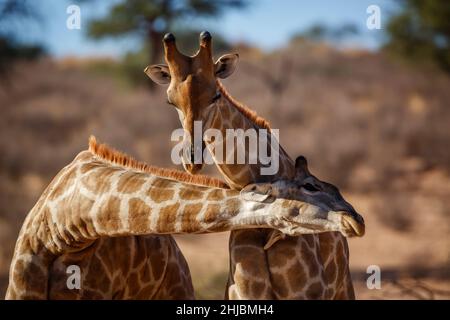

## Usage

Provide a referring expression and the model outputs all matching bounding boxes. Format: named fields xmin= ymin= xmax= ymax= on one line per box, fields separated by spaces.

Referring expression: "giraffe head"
xmin=242 ymin=155 xmax=365 ymax=238
xmin=145 ymin=31 xmax=238 ymax=174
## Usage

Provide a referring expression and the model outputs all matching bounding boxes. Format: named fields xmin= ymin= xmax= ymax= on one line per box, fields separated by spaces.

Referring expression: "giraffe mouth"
xmin=340 ymin=211 xmax=365 ymax=237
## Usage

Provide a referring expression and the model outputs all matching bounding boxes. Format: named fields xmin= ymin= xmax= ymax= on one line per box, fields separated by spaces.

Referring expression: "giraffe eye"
xmin=302 ymin=183 xmax=320 ymax=193
xmin=212 ymin=92 xmax=221 ymax=103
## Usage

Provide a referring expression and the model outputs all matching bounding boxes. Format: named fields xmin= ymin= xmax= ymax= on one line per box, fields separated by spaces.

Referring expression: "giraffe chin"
xmin=340 ymin=212 xmax=365 ymax=238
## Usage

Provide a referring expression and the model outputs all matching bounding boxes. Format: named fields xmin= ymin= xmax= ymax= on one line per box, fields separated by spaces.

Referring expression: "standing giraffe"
xmin=145 ymin=32 xmax=364 ymax=299
xmin=6 ymin=136 xmax=363 ymax=299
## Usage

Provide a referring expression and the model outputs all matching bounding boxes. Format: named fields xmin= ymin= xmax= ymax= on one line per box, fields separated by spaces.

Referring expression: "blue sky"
xmin=21 ymin=0 xmax=397 ymax=57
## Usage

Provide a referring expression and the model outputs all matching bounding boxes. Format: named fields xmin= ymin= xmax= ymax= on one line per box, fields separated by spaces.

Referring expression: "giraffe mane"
xmin=216 ymin=79 xmax=271 ymax=131
xmin=88 ymin=136 xmax=229 ymax=189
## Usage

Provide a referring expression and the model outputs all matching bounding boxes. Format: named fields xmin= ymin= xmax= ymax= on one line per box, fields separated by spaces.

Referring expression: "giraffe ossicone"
xmin=6 ymin=137 xmax=363 ymax=299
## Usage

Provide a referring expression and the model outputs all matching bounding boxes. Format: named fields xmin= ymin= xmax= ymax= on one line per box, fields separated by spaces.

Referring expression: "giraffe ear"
xmin=144 ymin=64 xmax=171 ymax=85
xmin=215 ymin=53 xmax=239 ymax=79
xmin=295 ymin=155 xmax=311 ymax=174
xmin=295 ymin=155 xmax=308 ymax=170
xmin=240 ymin=183 xmax=274 ymax=203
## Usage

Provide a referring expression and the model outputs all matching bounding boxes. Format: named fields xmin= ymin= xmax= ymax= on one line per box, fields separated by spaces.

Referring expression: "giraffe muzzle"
xmin=340 ymin=211 xmax=365 ymax=237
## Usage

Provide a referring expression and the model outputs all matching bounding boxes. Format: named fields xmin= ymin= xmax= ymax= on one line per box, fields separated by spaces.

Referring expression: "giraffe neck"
xmin=38 ymin=150 xmax=293 ymax=253
xmin=211 ymin=83 xmax=353 ymax=299
xmin=200 ymin=82 xmax=295 ymax=188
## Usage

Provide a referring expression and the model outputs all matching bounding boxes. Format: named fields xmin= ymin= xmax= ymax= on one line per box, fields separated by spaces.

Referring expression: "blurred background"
xmin=0 ymin=0 xmax=449 ymax=299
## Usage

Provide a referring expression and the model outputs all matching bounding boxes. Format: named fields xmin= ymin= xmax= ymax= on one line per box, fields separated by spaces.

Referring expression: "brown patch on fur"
xmin=112 ymin=276 xmax=124 ymax=296
xmin=138 ymin=263 xmax=152 ymax=285
xmin=157 ymin=203 xmax=180 ymax=232
xmin=203 ymin=204 xmax=220 ymax=224
xmin=286 ymin=261 xmax=307 ymax=289
xmin=80 ymin=166 xmax=116 ymax=194
xmin=97 ymin=196 xmax=122 ymax=232
xmin=216 ymin=80 xmax=271 ymax=130
xmin=117 ymin=172 xmax=146 ymax=194
xmin=225 ymin=198 xmax=241 ymax=217
xmin=80 ymin=162 xmax=98 ymax=174
xmin=206 ymin=189 xmax=225 ymax=201
xmin=271 ymin=273 xmax=289 ymax=298
xmin=233 ymin=248 xmax=270 ymax=279
xmin=88 ymin=136 xmax=229 ymax=189
xmin=231 ymin=228 xmax=265 ymax=245
xmin=325 ymin=260 xmax=338 ymax=283
xmin=128 ymin=198 xmax=151 ymax=233
xmin=67 ymin=194 xmax=96 ymax=240
xmin=147 ymin=186 xmax=175 ymax=203
xmin=149 ymin=239 xmax=166 ymax=281
xmin=13 ymin=257 xmax=46 ymax=293
xmin=132 ymin=240 xmax=147 ymax=270
xmin=267 ymin=240 xmax=297 ymax=269
xmin=178 ymin=187 xmax=203 ymax=200
xmin=74 ymin=150 xmax=94 ymax=163
xmin=184 ymin=203 xmax=203 ymax=214
xmin=136 ymin=284 xmax=155 ymax=299
xmin=334 ymin=240 xmax=346 ymax=286
xmin=303 ymin=234 xmax=316 ymax=249
xmin=251 ymin=281 xmax=267 ymax=299
xmin=183 ymin=203 xmax=203 ymax=232
xmin=82 ymin=289 xmax=105 ymax=299
xmin=84 ymin=254 xmax=110 ymax=293
xmin=150 ymin=178 xmax=177 ymax=189
xmin=128 ymin=272 xmax=140 ymax=297
xmin=305 ymin=281 xmax=325 ymax=299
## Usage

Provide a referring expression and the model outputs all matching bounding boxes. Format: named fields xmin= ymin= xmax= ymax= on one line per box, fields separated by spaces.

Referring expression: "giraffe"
xmin=145 ymin=31 xmax=365 ymax=299
xmin=5 ymin=136 xmax=363 ymax=299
